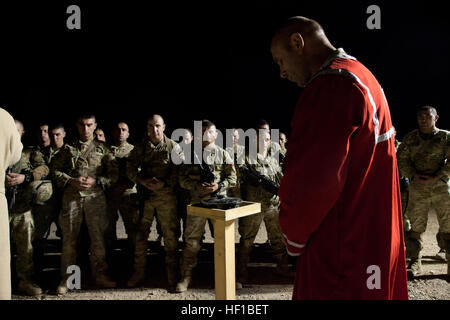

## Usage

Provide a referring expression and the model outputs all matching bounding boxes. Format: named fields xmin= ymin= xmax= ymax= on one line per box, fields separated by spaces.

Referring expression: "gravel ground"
xmin=12 ymin=210 xmax=448 ymax=300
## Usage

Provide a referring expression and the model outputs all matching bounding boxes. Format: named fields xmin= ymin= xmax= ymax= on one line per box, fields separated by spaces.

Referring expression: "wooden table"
xmin=187 ymin=201 xmax=261 ymax=300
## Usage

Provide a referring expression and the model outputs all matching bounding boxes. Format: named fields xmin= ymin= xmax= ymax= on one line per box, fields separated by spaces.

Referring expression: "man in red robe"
xmin=270 ymin=16 xmax=408 ymax=299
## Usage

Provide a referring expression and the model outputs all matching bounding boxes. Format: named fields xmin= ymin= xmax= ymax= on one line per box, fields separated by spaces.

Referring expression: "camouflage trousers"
xmin=9 ymin=211 xmax=34 ymax=281
xmin=238 ymin=205 xmax=286 ymax=258
xmin=405 ymin=178 xmax=450 ymax=258
xmin=58 ymin=191 xmax=109 ymax=278
xmin=176 ymin=188 xmax=191 ymax=241
xmin=179 ymin=214 xmax=209 ymax=277
xmin=32 ymin=196 xmax=61 ymax=240
xmin=133 ymin=193 xmax=179 ymax=271
xmin=105 ymin=191 xmax=138 ymax=246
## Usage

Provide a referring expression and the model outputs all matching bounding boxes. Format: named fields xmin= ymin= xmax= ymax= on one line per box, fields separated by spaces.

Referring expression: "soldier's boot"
xmin=407 ymin=256 xmax=423 ymax=277
xmin=126 ymin=269 xmax=146 ymax=288
xmin=56 ymin=277 xmax=68 ymax=296
xmin=95 ymin=273 xmax=116 ymax=288
xmin=165 ymin=251 xmax=179 ymax=293
xmin=435 ymin=233 xmax=447 ymax=262
xmin=236 ymin=248 xmax=250 ymax=285
xmin=127 ymin=240 xmax=148 ymax=287
xmin=17 ymin=280 xmax=42 ymax=296
xmin=175 ymin=267 xmax=192 ymax=293
xmin=275 ymin=254 xmax=296 ymax=277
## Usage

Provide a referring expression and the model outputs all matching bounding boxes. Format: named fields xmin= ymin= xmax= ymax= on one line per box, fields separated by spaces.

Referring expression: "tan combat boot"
xmin=175 ymin=276 xmax=191 ymax=293
xmin=95 ymin=273 xmax=117 ymax=288
xmin=18 ymin=280 xmax=42 ymax=296
xmin=275 ymin=254 xmax=296 ymax=277
xmin=56 ymin=278 xmax=68 ymax=296
xmin=166 ymin=251 xmax=179 ymax=293
xmin=407 ymin=257 xmax=423 ymax=277
xmin=126 ymin=269 xmax=146 ymax=287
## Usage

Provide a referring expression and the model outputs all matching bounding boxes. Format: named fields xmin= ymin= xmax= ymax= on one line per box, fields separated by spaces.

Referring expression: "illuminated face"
xmin=233 ymin=129 xmax=240 ymax=145
xmin=147 ymin=117 xmax=165 ymax=142
xmin=183 ymin=130 xmax=193 ymax=144
xmin=39 ymin=125 xmax=50 ymax=145
xmin=271 ymin=34 xmax=310 ymax=87
xmin=114 ymin=122 xmax=130 ymax=143
xmin=95 ymin=129 xmax=106 ymax=142
xmin=202 ymin=125 xmax=217 ymax=146
xmin=77 ymin=117 xmax=97 ymax=142
xmin=51 ymin=128 xmax=66 ymax=148
xmin=279 ymin=133 xmax=287 ymax=148
xmin=258 ymin=130 xmax=271 ymax=152
xmin=417 ymin=109 xmax=438 ymax=134
xmin=15 ymin=122 xmax=24 ymax=138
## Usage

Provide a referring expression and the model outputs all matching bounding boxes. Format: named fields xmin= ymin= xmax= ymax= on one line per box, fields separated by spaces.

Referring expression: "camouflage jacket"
xmin=397 ymin=128 xmax=450 ymax=183
xmin=7 ymin=147 xmax=49 ymax=213
xmin=110 ymin=142 xmax=136 ymax=194
xmin=51 ymin=138 xmax=119 ymax=196
xmin=126 ymin=135 xmax=184 ymax=196
xmin=179 ymin=144 xmax=237 ymax=203
xmin=37 ymin=144 xmax=67 ymax=166
xmin=239 ymin=152 xmax=283 ymax=208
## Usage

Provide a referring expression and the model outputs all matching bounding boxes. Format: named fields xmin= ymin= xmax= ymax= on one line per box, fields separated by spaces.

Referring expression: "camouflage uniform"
xmin=126 ymin=135 xmax=183 ymax=288
xmin=8 ymin=148 xmax=48 ymax=283
xmin=237 ymin=152 xmax=288 ymax=282
xmin=32 ymin=145 xmax=66 ymax=241
xmin=226 ymin=144 xmax=245 ymax=198
xmin=397 ymin=128 xmax=450 ymax=267
xmin=177 ymin=145 xmax=236 ymax=289
xmin=105 ymin=143 xmax=136 ymax=251
xmin=51 ymin=138 xmax=118 ymax=284
xmin=395 ymin=139 xmax=411 ymax=233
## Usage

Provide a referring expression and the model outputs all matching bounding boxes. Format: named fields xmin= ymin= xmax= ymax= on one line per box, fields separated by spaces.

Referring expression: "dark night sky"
xmin=0 ymin=1 xmax=449 ymax=147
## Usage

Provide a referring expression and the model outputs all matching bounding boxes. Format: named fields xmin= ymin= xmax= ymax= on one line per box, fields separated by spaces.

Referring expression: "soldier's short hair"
xmin=418 ymin=105 xmax=437 ymax=116
xmin=184 ymin=128 xmax=193 ymax=136
xmin=256 ymin=118 xmax=270 ymax=129
xmin=51 ymin=123 xmax=65 ymax=132
xmin=77 ymin=112 xmax=96 ymax=122
xmin=202 ymin=119 xmax=215 ymax=129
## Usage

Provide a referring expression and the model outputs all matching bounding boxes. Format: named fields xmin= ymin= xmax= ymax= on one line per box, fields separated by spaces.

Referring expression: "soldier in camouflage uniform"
xmin=226 ymin=128 xmax=245 ymax=199
xmin=126 ymin=115 xmax=184 ymax=291
xmin=51 ymin=113 xmax=119 ymax=295
xmin=6 ymin=120 xmax=49 ymax=296
xmin=236 ymin=130 xmax=292 ymax=285
xmin=279 ymin=132 xmax=287 ymax=157
xmin=175 ymin=120 xmax=237 ymax=293
xmin=397 ymin=106 xmax=450 ymax=278
xmin=256 ymin=119 xmax=285 ymax=166
xmin=104 ymin=122 xmax=136 ymax=265
xmin=32 ymin=124 xmax=67 ymax=273
xmin=175 ymin=129 xmax=194 ymax=242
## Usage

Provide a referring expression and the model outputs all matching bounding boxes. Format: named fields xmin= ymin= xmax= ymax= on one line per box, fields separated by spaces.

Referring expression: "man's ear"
xmin=289 ymin=32 xmax=304 ymax=53
xmin=434 ymin=114 xmax=439 ymax=123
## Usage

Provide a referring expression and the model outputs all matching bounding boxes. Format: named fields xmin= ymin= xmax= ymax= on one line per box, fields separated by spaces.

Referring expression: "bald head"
xmin=15 ymin=120 xmax=25 ymax=138
xmin=147 ymin=114 xmax=166 ymax=143
xmin=271 ymin=16 xmax=335 ymax=87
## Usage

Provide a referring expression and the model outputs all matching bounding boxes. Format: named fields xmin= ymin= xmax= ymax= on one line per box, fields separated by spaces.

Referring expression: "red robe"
xmin=279 ymin=50 xmax=409 ymax=300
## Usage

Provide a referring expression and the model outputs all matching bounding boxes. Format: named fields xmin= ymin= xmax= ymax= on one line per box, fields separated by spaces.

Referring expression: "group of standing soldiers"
xmin=6 ymin=113 xmax=291 ymax=296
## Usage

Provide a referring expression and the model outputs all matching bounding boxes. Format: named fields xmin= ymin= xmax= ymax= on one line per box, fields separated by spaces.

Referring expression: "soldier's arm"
xmin=220 ymin=151 xmax=237 ymax=190
xmin=433 ymin=133 xmax=450 ymax=181
xmin=126 ymin=145 xmax=143 ymax=185
xmin=51 ymin=147 xmax=73 ymax=189
xmin=179 ymin=164 xmax=199 ymax=190
xmin=98 ymin=147 xmax=119 ymax=189
xmin=166 ymin=143 xmax=185 ymax=189
xmin=396 ymin=139 xmax=416 ymax=179
xmin=30 ymin=148 xmax=49 ymax=181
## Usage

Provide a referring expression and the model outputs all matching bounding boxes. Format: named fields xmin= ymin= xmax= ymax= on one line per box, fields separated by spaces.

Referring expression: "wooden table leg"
xmin=212 ymin=219 xmax=236 ymax=300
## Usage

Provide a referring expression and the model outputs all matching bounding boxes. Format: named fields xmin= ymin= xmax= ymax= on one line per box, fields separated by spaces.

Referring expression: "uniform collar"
xmin=318 ymin=48 xmax=357 ymax=72
xmin=419 ymin=127 xmax=439 ymax=140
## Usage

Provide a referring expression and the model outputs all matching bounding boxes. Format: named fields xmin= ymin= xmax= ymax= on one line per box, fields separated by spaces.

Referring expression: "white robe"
xmin=0 ymin=108 xmax=23 ymax=300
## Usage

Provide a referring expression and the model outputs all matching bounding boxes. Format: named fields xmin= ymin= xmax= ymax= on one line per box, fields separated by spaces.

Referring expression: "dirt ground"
xmin=12 ymin=210 xmax=449 ymax=300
